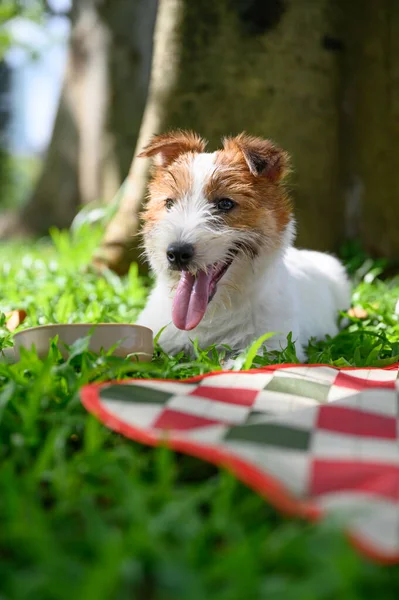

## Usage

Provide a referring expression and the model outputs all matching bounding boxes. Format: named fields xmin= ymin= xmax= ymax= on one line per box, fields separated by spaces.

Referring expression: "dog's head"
xmin=139 ymin=130 xmax=292 ymax=331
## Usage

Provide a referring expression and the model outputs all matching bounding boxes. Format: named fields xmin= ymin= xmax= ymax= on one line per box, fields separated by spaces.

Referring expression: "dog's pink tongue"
xmin=172 ymin=270 xmax=212 ymax=330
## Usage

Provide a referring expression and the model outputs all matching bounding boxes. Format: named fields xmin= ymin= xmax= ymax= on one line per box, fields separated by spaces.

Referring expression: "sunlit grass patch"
xmin=0 ymin=229 xmax=399 ymax=599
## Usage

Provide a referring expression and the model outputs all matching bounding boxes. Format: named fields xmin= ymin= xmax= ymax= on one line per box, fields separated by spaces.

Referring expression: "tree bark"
xmin=0 ymin=0 xmax=158 ymax=237
xmin=166 ymin=0 xmax=344 ymax=252
xmin=97 ymin=0 xmax=345 ymax=274
xmin=341 ymin=0 xmax=399 ymax=258
xmin=93 ymin=0 xmax=183 ymax=274
xmin=0 ymin=61 xmax=12 ymax=210
xmin=98 ymin=0 xmax=399 ymax=275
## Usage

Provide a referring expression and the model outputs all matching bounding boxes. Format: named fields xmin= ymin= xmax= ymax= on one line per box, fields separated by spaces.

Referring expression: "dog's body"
xmin=136 ymin=131 xmax=350 ymax=360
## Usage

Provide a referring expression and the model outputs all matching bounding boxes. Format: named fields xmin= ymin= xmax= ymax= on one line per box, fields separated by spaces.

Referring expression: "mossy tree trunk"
xmin=99 ymin=0 xmax=399 ymax=275
xmin=94 ymin=0 xmax=183 ymax=274
xmin=163 ymin=0 xmax=344 ymax=252
xmin=97 ymin=0 xmax=345 ymax=274
xmin=0 ymin=61 xmax=12 ymax=209
xmin=341 ymin=0 xmax=399 ymax=258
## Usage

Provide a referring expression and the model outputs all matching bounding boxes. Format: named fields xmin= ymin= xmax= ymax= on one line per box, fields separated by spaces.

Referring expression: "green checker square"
xmin=100 ymin=384 xmax=173 ymax=405
xmin=225 ymin=422 xmax=311 ymax=450
xmin=265 ymin=376 xmax=330 ymax=402
xmin=244 ymin=410 xmax=274 ymax=425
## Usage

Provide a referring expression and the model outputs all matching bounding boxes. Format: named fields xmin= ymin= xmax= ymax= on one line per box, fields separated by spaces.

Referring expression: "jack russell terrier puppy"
xmin=136 ymin=130 xmax=350 ymax=361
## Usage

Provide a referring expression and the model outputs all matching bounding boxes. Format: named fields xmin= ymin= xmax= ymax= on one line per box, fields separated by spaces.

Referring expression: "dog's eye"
xmin=216 ymin=198 xmax=236 ymax=212
xmin=165 ymin=198 xmax=174 ymax=210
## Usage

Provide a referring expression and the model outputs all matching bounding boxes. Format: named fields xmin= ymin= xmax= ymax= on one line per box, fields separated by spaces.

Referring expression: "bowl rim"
xmin=14 ymin=323 xmax=153 ymax=338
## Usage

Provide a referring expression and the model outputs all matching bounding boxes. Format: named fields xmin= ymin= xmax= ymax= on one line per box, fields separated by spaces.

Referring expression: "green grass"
xmin=1 ymin=227 xmax=399 ymax=600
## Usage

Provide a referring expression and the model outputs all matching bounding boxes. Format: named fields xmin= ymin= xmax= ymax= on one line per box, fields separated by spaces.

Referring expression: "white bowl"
xmin=13 ymin=323 xmax=153 ymax=361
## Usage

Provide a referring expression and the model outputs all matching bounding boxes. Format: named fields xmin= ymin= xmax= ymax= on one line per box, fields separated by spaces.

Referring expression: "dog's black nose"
xmin=166 ymin=243 xmax=194 ymax=270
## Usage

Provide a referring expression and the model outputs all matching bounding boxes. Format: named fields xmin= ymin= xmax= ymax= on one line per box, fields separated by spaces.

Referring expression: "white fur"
xmin=137 ymin=153 xmax=351 ymax=362
xmin=144 ymin=153 xmax=224 ymax=274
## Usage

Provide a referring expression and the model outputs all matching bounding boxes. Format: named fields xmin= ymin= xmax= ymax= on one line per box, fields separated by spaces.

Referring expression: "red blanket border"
xmin=81 ymin=362 xmax=399 ymax=565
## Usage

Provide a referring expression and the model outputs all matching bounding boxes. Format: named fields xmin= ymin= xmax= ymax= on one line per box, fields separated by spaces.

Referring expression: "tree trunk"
xmin=98 ymin=0 xmax=399 ymax=275
xmin=93 ymin=0 xmax=183 ymax=274
xmin=0 ymin=0 xmax=158 ymax=237
xmin=97 ymin=0 xmax=345 ymax=274
xmin=171 ymin=0 xmax=346 ymax=252
xmin=0 ymin=61 xmax=12 ymax=209
xmin=341 ymin=0 xmax=399 ymax=259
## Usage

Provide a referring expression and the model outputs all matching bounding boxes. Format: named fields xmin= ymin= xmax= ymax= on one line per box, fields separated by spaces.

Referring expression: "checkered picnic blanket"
xmin=81 ymin=364 xmax=399 ymax=564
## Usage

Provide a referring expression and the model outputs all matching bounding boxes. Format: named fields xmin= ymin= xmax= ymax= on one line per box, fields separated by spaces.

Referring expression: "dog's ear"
xmin=223 ymin=133 xmax=289 ymax=183
xmin=138 ymin=130 xmax=207 ymax=167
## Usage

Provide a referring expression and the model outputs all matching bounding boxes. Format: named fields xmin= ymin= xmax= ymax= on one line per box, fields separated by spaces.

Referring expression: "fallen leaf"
xmin=5 ymin=310 xmax=27 ymax=332
xmin=348 ymin=306 xmax=368 ymax=320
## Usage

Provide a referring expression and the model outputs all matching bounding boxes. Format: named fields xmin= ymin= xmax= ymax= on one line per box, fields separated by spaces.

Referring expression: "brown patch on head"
xmin=224 ymin=133 xmax=289 ymax=182
xmin=138 ymin=130 xmax=207 ymax=167
xmin=142 ymin=156 xmax=193 ymax=227
xmin=204 ymin=133 xmax=292 ymax=242
xmin=139 ymin=131 xmax=207 ymax=232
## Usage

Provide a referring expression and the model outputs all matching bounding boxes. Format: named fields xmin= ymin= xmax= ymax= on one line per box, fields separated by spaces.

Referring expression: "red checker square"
xmin=317 ymin=405 xmax=397 ymax=439
xmin=152 ymin=408 xmax=223 ymax=431
xmin=335 ymin=372 xmax=396 ymax=391
xmin=190 ymin=385 xmax=258 ymax=407
xmin=310 ymin=460 xmax=399 ymax=501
